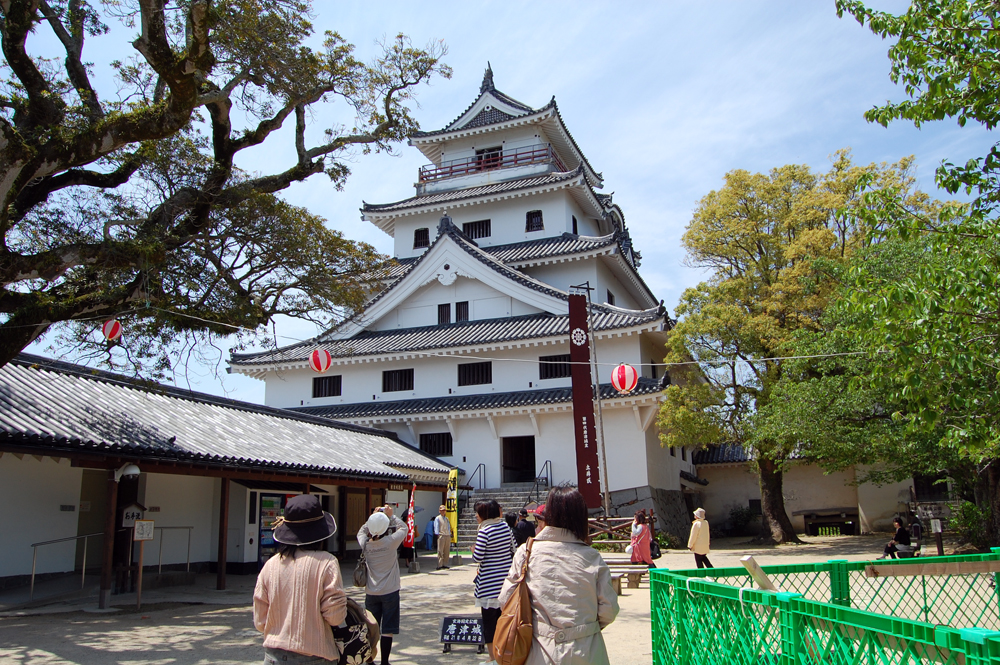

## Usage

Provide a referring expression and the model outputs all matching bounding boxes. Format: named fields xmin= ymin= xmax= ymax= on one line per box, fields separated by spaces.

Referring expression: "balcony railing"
xmin=419 ymin=144 xmax=567 ymax=183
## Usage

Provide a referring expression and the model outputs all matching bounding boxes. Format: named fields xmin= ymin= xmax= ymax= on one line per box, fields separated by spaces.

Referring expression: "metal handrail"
xmin=154 ymin=526 xmax=194 ymax=574
xmin=459 ymin=463 xmax=486 ymax=506
xmin=528 ymin=460 xmax=553 ymax=504
xmin=418 ymin=144 xmax=567 ymax=182
xmin=29 ymin=532 xmax=102 ymax=601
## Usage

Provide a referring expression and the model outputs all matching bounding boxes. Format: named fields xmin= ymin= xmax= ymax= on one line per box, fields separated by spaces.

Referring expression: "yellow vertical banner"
xmin=446 ymin=468 xmax=459 ymax=544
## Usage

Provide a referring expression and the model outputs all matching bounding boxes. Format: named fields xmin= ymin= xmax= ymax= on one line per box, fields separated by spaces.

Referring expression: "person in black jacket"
xmin=512 ymin=508 xmax=536 ymax=546
xmin=878 ymin=517 xmax=911 ymax=559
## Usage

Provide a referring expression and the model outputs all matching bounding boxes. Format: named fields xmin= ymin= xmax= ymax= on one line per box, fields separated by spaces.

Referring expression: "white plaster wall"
xmin=521 ymin=262 xmax=597 ymax=296
xmin=857 ymin=468 xmax=911 ymax=533
xmin=644 ymin=422 xmax=681 ymax=492
xmin=600 ymin=406 xmax=658 ymax=491
xmin=781 ymin=466 xmax=857 ymax=532
xmin=438 ymin=128 xmax=541 ymax=163
xmin=594 ymin=261 xmax=640 ymax=310
xmin=142 ymin=473 xmax=217 ymax=567
xmin=392 ymin=191 xmax=575 ymax=259
xmin=0 ymin=455 xmax=83 ymax=577
xmin=696 ymin=464 xmax=760 ymax=525
xmin=264 ymin=330 xmax=654 ymax=412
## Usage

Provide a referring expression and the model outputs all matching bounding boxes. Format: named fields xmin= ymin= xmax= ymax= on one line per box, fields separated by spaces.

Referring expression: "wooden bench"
xmin=608 ymin=566 xmax=652 ymax=588
xmin=610 ymin=573 xmax=623 ymax=595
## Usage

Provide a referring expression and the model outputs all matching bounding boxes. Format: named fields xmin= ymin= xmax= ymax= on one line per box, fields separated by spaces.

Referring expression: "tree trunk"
xmin=756 ymin=458 xmax=802 ymax=544
xmin=986 ymin=461 xmax=1000 ymax=548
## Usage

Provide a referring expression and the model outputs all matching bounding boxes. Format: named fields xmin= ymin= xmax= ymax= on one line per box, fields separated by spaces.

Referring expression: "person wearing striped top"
xmin=472 ymin=499 xmax=516 ymax=664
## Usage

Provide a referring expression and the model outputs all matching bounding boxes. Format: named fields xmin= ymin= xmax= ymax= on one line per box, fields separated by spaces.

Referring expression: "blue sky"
xmin=28 ymin=1 xmax=993 ymax=402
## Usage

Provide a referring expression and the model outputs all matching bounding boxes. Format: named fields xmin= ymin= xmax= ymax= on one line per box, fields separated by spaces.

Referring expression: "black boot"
xmin=380 ymin=635 xmax=393 ymax=665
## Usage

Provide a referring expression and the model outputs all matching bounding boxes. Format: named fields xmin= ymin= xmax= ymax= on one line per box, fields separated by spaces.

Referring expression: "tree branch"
xmin=38 ymin=0 xmax=103 ymax=121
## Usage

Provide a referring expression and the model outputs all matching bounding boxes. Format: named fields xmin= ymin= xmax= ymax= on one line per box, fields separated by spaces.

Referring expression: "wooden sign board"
xmin=740 ymin=555 xmax=779 ymax=591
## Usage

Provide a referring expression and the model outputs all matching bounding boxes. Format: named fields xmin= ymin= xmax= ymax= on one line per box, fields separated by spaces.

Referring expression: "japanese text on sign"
xmin=440 ymin=615 xmax=484 ymax=644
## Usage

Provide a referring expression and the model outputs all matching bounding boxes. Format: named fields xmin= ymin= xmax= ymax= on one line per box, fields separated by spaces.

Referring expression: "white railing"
xmin=29 ymin=532 xmax=102 ymax=601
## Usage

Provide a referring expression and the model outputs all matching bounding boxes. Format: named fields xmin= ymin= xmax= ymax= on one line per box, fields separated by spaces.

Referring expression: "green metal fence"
xmin=651 ymin=549 xmax=1000 ymax=664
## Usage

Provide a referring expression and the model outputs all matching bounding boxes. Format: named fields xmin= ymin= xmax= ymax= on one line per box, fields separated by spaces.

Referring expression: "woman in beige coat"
xmin=687 ymin=507 xmax=713 ymax=568
xmin=497 ymin=487 xmax=619 ymax=665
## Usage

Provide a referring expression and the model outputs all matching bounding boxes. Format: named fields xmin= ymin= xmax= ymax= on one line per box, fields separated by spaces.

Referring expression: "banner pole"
xmin=583 ymin=286 xmax=612 ymax=517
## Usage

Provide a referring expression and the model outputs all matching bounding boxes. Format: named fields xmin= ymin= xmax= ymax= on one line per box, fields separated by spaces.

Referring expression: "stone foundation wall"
xmin=607 ymin=485 xmax=691 ymax=544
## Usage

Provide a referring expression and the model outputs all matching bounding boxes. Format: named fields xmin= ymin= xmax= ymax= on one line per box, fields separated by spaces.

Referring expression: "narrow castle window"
xmin=413 ymin=227 xmax=429 ymax=249
xmin=572 ymin=215 xmax=578 ymax=235
xmin=526 ymin=210 xmax=544 ymax=232
xmin=438 ymin=303 xmax=451 ymax=325
xmin=607 ymin=289 xmax=615 ymax=306
xmin=312 ymin=375 xmax=342 ymax=398
xmin=458 ymin=361 xmax=492 ymax=386
xmin=456 ymin=301 xmax=469 ymax=322
xmin=463 ymin=219 xmax=491 ymax=239
xmin=382 ymin=369 xmax=414 ymax=392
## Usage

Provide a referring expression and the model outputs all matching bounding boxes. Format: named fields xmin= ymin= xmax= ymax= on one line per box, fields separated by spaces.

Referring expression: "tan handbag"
xmin=492 ymin=538 xmax=534 ymax=665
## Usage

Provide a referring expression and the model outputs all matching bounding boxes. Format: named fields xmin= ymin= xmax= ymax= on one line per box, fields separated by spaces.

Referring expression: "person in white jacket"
xmin=497 ymin=487 xmax=619 ymax=665
xmin=687 ymin=507 xmax=713 ymax=569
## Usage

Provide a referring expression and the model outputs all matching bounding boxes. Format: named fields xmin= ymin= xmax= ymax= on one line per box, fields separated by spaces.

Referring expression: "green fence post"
xmin=991 ymin=548 xmax=1000 ymax=627
xmin=956 ymin=628 xmax=1000 ymax=665
xmin=828 ymin=559 xmax=851 ymax=607
xmin=650 ymin=570 xmax=670 ymax=665
xmin=776 ymin=592 xmax=804 ymax=665
xmin=670 ymin=576 xmax=689 ymax=665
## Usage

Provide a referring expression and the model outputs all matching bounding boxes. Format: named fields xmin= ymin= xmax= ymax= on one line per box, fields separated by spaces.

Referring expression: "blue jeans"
xmin=366 ymin=590 xmax=401 ymax=635
xmin=263 ymin=647 xmax=333 ymax=664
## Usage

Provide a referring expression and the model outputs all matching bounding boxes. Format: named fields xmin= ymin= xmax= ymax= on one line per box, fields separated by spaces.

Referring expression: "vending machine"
xmin=258 ymin=494 xmax=294 ymax=569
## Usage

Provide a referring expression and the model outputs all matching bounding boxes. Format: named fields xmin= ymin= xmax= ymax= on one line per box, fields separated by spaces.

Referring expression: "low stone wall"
xmin=607 ymin=485 xmax=691 ymax=544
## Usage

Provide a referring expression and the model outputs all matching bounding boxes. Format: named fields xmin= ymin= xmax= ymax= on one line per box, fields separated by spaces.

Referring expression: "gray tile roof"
xmin=362 ymin=169 xmax=585 ymax=214
xmin=231 ymin=308 xmax=665 ymax=366
xmin=692 ymin=444 xmax=749 ymax=465
xmin=0 ymin=354 xmax=451 ymax=479
xmin=231 ymin=221 xmax=669 ymax=367
xmin=484 ymin=233 xmax=618 ymax=264
xmin=293 ymin=378 xmax=664 ymax=420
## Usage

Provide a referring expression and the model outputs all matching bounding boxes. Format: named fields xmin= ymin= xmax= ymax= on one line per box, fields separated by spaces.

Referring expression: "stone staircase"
xmin=455 ymin=484 xmax=541 ymax=550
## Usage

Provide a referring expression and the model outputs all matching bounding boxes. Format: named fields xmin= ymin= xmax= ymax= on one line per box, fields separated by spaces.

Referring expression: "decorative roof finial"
xmin=481 ymin=62 xmax=494 ymax=94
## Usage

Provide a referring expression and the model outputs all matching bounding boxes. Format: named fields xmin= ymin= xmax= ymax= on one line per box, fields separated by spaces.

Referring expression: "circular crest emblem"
xmin=571 ymin=328 xmax=587 ymax=346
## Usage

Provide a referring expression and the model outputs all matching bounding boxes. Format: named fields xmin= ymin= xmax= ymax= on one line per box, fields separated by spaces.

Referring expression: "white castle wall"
xmin=0 ymin=455 xmax=83 ymax=577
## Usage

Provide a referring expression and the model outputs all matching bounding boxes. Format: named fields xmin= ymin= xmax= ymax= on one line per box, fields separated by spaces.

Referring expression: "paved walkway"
xmin=0 ymin=536 xmax=894 ymax=664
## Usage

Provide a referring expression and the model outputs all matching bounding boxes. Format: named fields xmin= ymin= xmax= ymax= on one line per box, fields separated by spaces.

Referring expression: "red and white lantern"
xmin=611 ymin=363 xmax=639 ymax=394
xmin=101 ymin=319 xmax=122 ymax=342
xmin=308 ymin=349 xmax=333 ymax=373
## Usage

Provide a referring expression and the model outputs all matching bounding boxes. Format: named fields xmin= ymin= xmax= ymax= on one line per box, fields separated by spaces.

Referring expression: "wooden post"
xmin=98 ymin=468 xmax=118 ymax=609
xmin=136 ymin=539 xmax=144 ymax=611
xmin=304 ymin=483 xmax=311 ymax=494
xmin=217 ymin=477 xmax=230 ymax=590
xmin=366 ymin=487 xmax=372 ymax=516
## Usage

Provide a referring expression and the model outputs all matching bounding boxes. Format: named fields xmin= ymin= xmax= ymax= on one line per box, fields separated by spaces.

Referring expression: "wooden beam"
xmin=98 ymin=468 xmax=118 ymax=609
xmin=217 ymin=478 xmax=230 ymax=591
xmin=741 ymin=555 xmax=779 ymax=591
xmin=865 ymin=560 xmax=1000 ymax=578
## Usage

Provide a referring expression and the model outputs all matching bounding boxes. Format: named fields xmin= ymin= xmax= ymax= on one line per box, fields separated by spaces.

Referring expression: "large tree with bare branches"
xmin=0 ymin=0 xmax=449 ymax=376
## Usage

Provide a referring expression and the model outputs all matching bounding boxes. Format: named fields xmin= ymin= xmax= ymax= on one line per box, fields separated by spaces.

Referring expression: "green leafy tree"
xmin=658 ymin=152 xmax=927 ymax=543
xmin=0 ymin=0 xmax=450 ymax=377
xmin=837 ymin=0 xmax=1000 ymax=543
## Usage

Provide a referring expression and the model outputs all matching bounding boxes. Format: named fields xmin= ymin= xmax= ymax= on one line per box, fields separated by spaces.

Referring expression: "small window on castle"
xmin=413 ymin=228 xmax=429 ymax=249
xmin=650 ymin=360 xmax=658 ymax=380
xmin=456 ymin=301 xmax=469 ymax=322
xmin=526 ymin=210 xmax=544 ymax=232
xmin=606 ymin=290 xmax=615 ymax=306
xmin=420 ymin=432 xmax=453 ymax=456
xmin=681 ymin=447 xmax=687 ymax=461
xmin=463 ymin=219 xmax=491 ymax=239
xmin=382 ymin=369 xmax=414 ymax=392
xmin=670 ymin=447 xmax=676 ymax=457
xmin=312 ymin=375 xmax=342 ymax=398
xmin=572 ymin=215 xmax=578 ymax=235
xmin=458 ymin=361 xmax=492 ymax=386
xmin=539 ymin=354 xmax=572 ymax=380
xmin=438 ymin=303 xmax=451 ymax=325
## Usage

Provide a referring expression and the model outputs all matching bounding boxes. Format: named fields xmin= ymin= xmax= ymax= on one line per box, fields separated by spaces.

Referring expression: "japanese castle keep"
xmin=229 ymin=67 xmax=698 ymax=535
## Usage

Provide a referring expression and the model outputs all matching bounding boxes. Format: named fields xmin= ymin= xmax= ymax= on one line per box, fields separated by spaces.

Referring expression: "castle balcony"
xmin=415 ymin=144 xmax=568 ymax=195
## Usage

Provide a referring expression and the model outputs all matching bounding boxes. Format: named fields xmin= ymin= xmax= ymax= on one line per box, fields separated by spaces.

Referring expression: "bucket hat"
xmin=367 ymin=511 xmax=390 ymax=536
xmin=693 ymin=507 xmax=706 ymax=519
xmin=272 ymin=494 xmax=337 ymax=546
